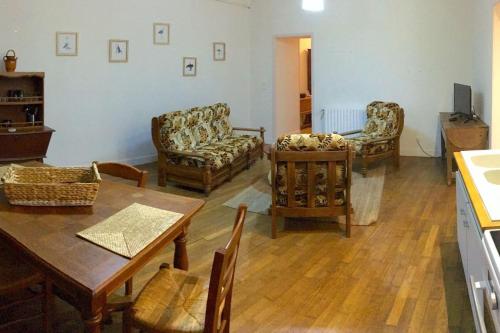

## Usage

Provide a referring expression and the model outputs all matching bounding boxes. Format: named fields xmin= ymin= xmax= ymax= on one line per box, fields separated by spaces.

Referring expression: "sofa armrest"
xmin=233 ymin=126 xmax=266 ymax=142
xmin=362 ymin=135 xmax=398 ymax=145
xmin=233 ymin=127 xmax=265 ymax=133
xmin=151 ymin=117 xmax=164 ymax=152
xmin=339 ymin=129 xmax=363 ymax=137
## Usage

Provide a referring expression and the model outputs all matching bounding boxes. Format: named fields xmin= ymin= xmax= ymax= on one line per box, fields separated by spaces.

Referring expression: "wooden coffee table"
xmin=0 ymin=173 xmax=204 ymax=333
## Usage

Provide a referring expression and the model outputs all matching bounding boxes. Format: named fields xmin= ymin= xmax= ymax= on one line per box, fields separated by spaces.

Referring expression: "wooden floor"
xmin=42 ymin=157 xmax=474 ymax=332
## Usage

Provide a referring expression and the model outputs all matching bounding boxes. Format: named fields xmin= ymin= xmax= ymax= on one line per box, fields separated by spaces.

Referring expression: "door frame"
xmin=272 ymin=32 xmax=315 ymax=141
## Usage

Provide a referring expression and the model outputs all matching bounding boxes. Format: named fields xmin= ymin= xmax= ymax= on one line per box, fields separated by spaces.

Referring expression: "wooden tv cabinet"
xmin=0 ymin=72 xmax=54 ymax=163
xmin=440 ymin=112 xmax=488 ymax=185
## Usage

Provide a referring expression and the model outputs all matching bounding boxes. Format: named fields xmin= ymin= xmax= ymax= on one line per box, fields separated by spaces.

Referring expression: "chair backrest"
xmin=271 ymin=134 xmax=352 ymax=211
xmin=204 ymin=205 xmax=247 ymax=333
xmin=363 ymin=101 xmax=404 ymax=138
xmin=157 ymin=103 xmax=233 ymax=151
xmin=94 ymin=162 xmax=148 ymax=188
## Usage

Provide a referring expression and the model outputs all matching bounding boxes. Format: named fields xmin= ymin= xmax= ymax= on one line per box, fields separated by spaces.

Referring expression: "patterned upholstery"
xmin=348 ymin=101 xmax=403 ymax=154
xmin=131 ymin=266 xmax=207 ymax=333
xmin=168 ymin=135 xmax=263 ymax=171
xmin=158 ymin=103 xmax=262 ymax=170
xmin=275 ymin=134 xmax=347 ymax=208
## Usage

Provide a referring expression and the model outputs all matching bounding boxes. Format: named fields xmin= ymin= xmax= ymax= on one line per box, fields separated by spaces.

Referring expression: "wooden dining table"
xmin=0 ymin=169 xmax=205 ymax=333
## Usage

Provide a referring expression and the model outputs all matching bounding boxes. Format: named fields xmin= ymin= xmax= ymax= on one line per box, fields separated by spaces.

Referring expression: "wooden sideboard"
xmin=440 ymin=112 xmax=488 ymax=185
xmin=0 ymin=72 xmax=54 ymax=163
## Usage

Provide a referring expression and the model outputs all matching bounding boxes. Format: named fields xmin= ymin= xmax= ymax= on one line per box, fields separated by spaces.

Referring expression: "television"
xmin=454 ymin=83 xmax=472 ymax=116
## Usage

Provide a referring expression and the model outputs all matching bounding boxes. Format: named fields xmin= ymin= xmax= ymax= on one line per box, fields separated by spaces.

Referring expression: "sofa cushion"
xmin=159 ymin=103 xmax=233 ymax=149
xmin=275 ymin=134 xmax=347 ymax=208
xmin=363 ymin=101 xmax=401 ymax=138
xmin=218 ymin=135 xmax=263 ymax=154
xmin=193 ymin=123 xmax=215 ymax=147
xmin=276 ymin=162 xmax=345 ymax=207
xmin=159 ymin=111 xmax=187 ymax=150
xmin=348 ymin=134 xmax=391 ymax=155
xmin=212 ymin=103 xmax=232 ymax=140
xmin=277 ymin=133 xmax=347 ymax=151
xmin=168 ymin=128 xmax=196 ymax=151
xmin=169 ymin=145 xmax=235 ymax=171
xmin=167 ymin=134 xmax=262 ymax=171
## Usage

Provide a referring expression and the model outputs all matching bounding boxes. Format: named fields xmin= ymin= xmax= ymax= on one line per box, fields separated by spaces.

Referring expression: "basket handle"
xmin=92 ymin=162 xmax=102 ymax=183
xmin=4 ymin=49 xmax=17 ymax=60
xmin=1 ymin=166 xmax=13 ymax=183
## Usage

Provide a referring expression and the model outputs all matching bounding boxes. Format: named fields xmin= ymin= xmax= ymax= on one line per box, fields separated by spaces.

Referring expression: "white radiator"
xmin=321 ymin=108 xmax=366 ymax=134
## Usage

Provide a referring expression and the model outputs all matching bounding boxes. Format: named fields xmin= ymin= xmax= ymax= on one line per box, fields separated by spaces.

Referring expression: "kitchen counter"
xmin=455 ymin=150 xmax=500 ymax=230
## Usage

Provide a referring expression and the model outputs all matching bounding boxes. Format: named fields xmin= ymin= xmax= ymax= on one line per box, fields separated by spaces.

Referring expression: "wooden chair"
xmin=122 ymin=205 xmax=248 ymax=333
xmin=95 ymin=162 xmax=148 ymax=189
xmin=340 ymin=101 xmax=405 ymax=177
xmin=0 ymin=246 xmax=52 ymax=332
xmin=95 ymin=161 xmax=148 ymax=298
xmin=271 ymin=134 xmax=353 ymax=239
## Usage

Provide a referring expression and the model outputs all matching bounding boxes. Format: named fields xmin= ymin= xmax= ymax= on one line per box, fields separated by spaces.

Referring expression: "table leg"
xmin=446 ymin=150 xmax=452 ymax=186
xmin=84 ymin=312 xmax=103 ymax=333
xmin=441 ymin=133 xmax=446 ymax=160
xmin=174 ymin=225 xmax=189 ymax=271
xmin=82 ymin=294 xmax=106 ymax=333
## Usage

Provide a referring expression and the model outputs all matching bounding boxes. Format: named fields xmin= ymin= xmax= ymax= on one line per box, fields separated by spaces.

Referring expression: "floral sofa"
xmin=270 ymin=134 xmax=353 ymax=238
xmin=341 ymin=101 xmax=404 ymax=176
xmin=152 ymin=103 xmax=265 ymax=194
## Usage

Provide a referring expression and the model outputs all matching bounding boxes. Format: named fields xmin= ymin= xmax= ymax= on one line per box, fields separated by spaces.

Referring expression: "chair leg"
xmin=158 ymin=168 xmax=166 ymax=187
xmin=271 ymin=211 xmax=277 ymax=239
xmin=393 ymin=151 xmax=400 ymax=169
xmin=122 ymin=309 xmax=132 ymax=333
xmin=204 ymin=186 xmax=212 ymax=196
xmin=346 ymin=207 xmax=352 ymax=238
xmin=42 ymin=279 xmax=53 ymax=333
xmin=125 ymin=279 xmax=133 ymax=296
xmin=361 ymin=158 xmax=368 ymax=177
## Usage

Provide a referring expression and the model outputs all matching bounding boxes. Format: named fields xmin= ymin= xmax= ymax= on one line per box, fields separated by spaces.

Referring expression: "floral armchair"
xmin=270 ymin=134 xmax=353 ymax=239
xmin=341 ymin=101 xmax=404 ymax=177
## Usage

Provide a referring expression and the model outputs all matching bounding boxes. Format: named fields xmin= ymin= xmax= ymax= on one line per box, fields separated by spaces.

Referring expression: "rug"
xmin=223 ymin=166 xmax=385 ymax=226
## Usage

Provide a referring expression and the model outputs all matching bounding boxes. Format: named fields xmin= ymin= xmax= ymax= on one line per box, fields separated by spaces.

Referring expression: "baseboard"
xmin=116 ymin=154 xmax=157 ymax=166
xmin=400 ymin=147 xmax=439 ymax=158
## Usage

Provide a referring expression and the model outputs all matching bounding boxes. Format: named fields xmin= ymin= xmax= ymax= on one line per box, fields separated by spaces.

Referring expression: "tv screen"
xmin=454 ymin=83 xmax=471 ymax=115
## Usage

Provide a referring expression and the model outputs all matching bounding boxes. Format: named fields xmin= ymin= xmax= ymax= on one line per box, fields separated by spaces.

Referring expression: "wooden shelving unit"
xmin=0 ymin=72 xmax=55 ymax=163
xmin=300 ymin=96 xmax=312 ymax=130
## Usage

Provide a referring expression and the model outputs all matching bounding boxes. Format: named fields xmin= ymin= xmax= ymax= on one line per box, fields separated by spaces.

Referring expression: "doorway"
xmin=274 ymin=35 xmax=313 ymax=139
xmin=492 ymin=3 xmax=500 ymax=148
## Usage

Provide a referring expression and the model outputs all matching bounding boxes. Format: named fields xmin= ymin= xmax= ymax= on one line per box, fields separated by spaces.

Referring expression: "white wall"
xmin=0 ymin=0 xmax=251 ymax=166
xmin=249 ymin=0 xmax=476 ymax=156
xmin=275 ymin=37 xmax=301 ymax=136
xmin=472 ymin=0 xmax=500 ymax=149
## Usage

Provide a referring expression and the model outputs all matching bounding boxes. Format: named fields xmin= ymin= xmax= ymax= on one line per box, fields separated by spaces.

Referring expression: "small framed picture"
xmin=109 ymin=40 xmax=129 ymax=63
xmin=183 ymin=57 xmax=197 ymax=77
xmin=56 ymin=32 xmax=78 ymax=56
xmin=213 ymin=42 xmax=226 ymax=61
xmin=153 ymin=23 xmax=170 ymax=45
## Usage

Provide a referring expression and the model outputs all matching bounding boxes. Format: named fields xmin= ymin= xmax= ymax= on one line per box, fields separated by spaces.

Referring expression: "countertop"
xmin=455 ymin=151 xmax=500 ymax=230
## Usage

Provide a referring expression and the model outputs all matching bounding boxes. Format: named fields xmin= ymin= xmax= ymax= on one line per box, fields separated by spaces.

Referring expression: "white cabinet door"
xmin=457 ymin=172 xmax=469 ymax=275
xmin=467 ymin=202 xmax=486 ymax=331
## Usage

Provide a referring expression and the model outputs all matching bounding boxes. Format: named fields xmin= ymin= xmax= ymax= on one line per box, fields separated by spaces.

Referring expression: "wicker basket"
xmin=1 ymin=163 xmax=101 ymax=207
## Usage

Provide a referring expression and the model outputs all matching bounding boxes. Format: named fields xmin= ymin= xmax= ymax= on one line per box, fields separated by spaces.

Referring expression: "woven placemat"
xmin=77 ymin=203 xmax=184 ymax=258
